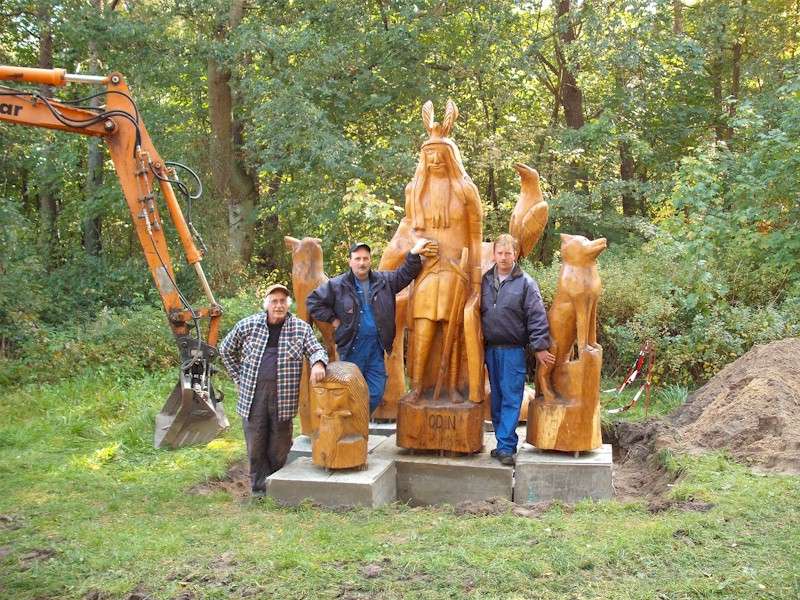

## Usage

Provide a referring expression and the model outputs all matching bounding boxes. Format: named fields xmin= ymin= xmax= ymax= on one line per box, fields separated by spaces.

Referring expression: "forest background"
xmin=1 ymin=0 xmax=799 ymax=388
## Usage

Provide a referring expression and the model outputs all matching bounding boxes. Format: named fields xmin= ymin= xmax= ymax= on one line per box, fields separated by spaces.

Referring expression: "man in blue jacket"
xmin=481 ymin=234 xmax=554 ymax=465
xmin=307 ymin=238 xmax=435 ymax=413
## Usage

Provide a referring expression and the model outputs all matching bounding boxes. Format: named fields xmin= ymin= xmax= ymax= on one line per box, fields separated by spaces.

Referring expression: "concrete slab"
xmin=287 ymin=434 xmax=388 ymax=464
xmin=369 ymin=421 xmax=397 ymax=437
xmin=267 ymin=457 xmax=396 ymax=508
xmin=514 ymin=443 xmax=613 ymax=503
xmin=372 ymin=434 xmax=513 ymax=506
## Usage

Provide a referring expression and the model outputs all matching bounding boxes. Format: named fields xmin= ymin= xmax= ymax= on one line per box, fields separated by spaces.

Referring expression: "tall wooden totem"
xmin=386 ymin=100 xmax=486 ymax=453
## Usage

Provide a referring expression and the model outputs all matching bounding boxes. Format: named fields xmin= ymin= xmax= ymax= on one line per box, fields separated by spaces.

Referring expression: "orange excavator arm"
xmin=0 ymin=65 xmax=228 ymax=448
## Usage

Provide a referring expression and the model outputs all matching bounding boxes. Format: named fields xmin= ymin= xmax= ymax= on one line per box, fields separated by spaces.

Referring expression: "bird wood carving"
xmin=510 ymin=163 xmax=549 ymax=259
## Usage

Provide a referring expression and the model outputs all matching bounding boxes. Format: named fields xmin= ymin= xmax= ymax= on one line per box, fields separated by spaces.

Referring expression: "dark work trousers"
xmin=242 ymin=378 xmax=293 ymax=493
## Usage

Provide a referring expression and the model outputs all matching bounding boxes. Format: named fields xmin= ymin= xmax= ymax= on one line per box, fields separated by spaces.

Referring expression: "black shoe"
xmin=497 ymin=452 xmax=515 ymax=466
xmin=490 ymin=448 xmax=499 ymax=458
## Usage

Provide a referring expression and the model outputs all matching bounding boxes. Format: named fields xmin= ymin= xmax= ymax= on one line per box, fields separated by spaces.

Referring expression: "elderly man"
xmin=307 ymin=238 xmax=435 ymax=413
xmin=219 ymin=284 xmax=328 ymax=496
xmin=481 ymin=234 xmax=554 ymax=465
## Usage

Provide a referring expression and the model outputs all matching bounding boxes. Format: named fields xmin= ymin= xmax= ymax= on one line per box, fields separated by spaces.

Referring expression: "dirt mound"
xmin=669 ymin=338 xmax=800 ymax=474
xmin=189 ymin=461 xmax=250 ymax=498
xmin=611 ymin=338 xmax=800 ymax=498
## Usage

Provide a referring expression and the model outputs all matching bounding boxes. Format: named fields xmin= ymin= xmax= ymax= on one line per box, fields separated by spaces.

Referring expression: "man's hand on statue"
xmin=331 ymin=318 xmax=341 ymax=330
xmin=411 ymin=238 xmax=438 ymax=258
xmin=310 ymin=361 xmax=326 ymax=384
xmin=535 ymin=350 xmax=556 ymax=366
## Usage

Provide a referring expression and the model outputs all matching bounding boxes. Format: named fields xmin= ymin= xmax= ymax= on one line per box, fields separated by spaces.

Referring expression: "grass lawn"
xmin=1 ymin=371 xmax=798 ymax=599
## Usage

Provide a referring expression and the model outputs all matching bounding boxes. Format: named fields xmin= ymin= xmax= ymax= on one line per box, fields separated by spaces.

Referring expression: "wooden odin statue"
xmin=528 ymin=234 xmax=607 ymax=452
xmin=311 ymin=361 xmax=370 ymax=470
xmin=385 ymin=100 xmax=485 ymax=453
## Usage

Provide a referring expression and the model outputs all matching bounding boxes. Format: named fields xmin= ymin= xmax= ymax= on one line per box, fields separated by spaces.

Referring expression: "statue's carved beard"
xmin=420 ymin=173 xmax=451 ymax=230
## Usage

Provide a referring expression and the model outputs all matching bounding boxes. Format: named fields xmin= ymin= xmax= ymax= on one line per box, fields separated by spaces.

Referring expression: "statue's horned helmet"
xmin=421 ymin=99 xmax=459 ymax=146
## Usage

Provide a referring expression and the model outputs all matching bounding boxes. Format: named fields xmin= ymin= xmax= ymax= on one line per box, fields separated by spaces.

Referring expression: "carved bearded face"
xmin=313 ymin=380 xmax=350 ymax=416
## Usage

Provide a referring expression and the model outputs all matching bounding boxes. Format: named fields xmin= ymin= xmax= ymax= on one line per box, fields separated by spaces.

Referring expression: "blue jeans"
xmin=485 ymin=345 xmax=527 ymax=455
xmin=343 ymin=335 xmax=387 ymax=414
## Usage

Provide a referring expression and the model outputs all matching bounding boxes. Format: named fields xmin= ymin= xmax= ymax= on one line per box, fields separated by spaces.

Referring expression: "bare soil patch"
xmin=18 ymin=548 xmax=56 ymax=570
xmin=610 ymin=338 xmax=800 ymax=499
xmin=455 ymin=496 xmax=568 ymax=518
xmin=189 ymin=461 xmax=249 ymax=499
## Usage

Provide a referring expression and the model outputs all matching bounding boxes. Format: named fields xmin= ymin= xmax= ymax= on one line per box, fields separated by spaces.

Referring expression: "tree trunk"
xmin=554 ymin=0 xmax=586 ymax=191
xmin=485 ymin=167 xmax=497 ymax=210
xmin=83 ymin=0 xmax=104 ymax=257
xmin=37 ymin=1 xmax=58 ymax=269
xmin=728 ymin=2 xmax=746 ymax=141
xmin=555 ymin=0 xmax=584 ymax=130
xmin=207 ymin=0 xmax=259 ymax=266
xmin=673 ymin=0 xmax=684 ymax=35
xmin=619 ymin=140 xmax=637 ymax=216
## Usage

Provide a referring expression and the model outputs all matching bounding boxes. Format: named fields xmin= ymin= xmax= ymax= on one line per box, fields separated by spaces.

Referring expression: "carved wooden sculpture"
xmin=383 ymin=163 xmax=547 ymax=427
xmin=311 ymin=361 xmax=369 ymax=470
xmin=528 ymin=234 xmax=607 ymax=452
xmin=390 ymin=100 xmax=485 ymax=453
xmin=285 ymin=236 xmax=337 ymax=435
xmin=510 ymin=163 xmax=549 ymax=260
xmin=373 ymin=219 xmax=414 ymax=420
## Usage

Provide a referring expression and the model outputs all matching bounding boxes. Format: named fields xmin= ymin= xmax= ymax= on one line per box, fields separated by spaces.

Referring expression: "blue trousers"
xmin=485 ymin=345 xmax=527 ymax=455
xmin=343 ymin=335 xmax=387 ymax=414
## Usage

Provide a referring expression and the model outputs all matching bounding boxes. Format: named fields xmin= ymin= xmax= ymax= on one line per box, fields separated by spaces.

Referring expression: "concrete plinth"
xmin=514 ymin=443 xmax=613 ymax=503
xmin=373 ymin=434 xmax=512 ymax=506
xmin=267 ymin=457 xmax=396 ymax=508
xmin=369 ymin=421 xmax=397 ymax=437
xmin=288 ymin=434 xmax=387 ymax=464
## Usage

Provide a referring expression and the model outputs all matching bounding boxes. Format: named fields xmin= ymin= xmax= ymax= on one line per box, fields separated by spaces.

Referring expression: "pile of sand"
xmin=668 ymin=337 xmax=800 ymax=474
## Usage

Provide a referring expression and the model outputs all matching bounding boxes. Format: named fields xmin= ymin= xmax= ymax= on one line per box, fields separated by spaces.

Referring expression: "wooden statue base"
xmin=527 ymin=346 xmax=602 ymax=452
xmin=312 ymin=435 xmax=368 ymax=470
xmin=396 ymin=392 xmax=484 ymax=454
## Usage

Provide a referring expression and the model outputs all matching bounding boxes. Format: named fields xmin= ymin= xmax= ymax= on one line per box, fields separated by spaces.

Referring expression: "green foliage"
xmin=2 ymin=0 xmax=800 ymax=386
xmin=0 ymin=293 xmax=263 ymax=388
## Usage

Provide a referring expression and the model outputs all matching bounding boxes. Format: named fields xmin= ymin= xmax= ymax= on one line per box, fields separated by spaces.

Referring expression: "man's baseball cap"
xmin=264 ymin=283 xmax=290 ymax=297
xmin=349 ymin=241 xmax=371 ymax=254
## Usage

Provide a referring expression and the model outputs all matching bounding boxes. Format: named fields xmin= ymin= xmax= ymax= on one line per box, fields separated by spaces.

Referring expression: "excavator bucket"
xmin=154 ymin=375 xmax=228 ymax=449
xmin=154 ymin=336 xmax=229 ymax=449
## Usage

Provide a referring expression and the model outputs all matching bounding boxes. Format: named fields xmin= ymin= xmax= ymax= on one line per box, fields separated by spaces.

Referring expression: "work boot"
xmin=497 ymin=452 xmax=515 ymax=466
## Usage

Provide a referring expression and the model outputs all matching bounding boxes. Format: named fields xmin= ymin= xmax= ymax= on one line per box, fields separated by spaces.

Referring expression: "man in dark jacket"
xmin=481 ymin=234 xmax=555 ymax=465
xmin=308 ymin=238 xmax=435 ymax=413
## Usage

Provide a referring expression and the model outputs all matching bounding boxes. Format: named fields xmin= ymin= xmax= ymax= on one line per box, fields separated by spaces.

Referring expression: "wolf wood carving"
xmin=529 ymin=233 xmax=607 ymax=452
xmin=311 ymin=361 xmax=369 ymax=470
xmin=285 ymin=236 xmax=337 ymax=435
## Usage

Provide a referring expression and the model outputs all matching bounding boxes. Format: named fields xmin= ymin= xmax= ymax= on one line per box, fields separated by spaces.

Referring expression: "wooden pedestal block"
xmin=312 ymin=434 xmax=367 ymax=470
xmin=396 ymin=395 xmax=484 ymax=453
xmin=527 ymin=346 xmax=602 ymax=452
